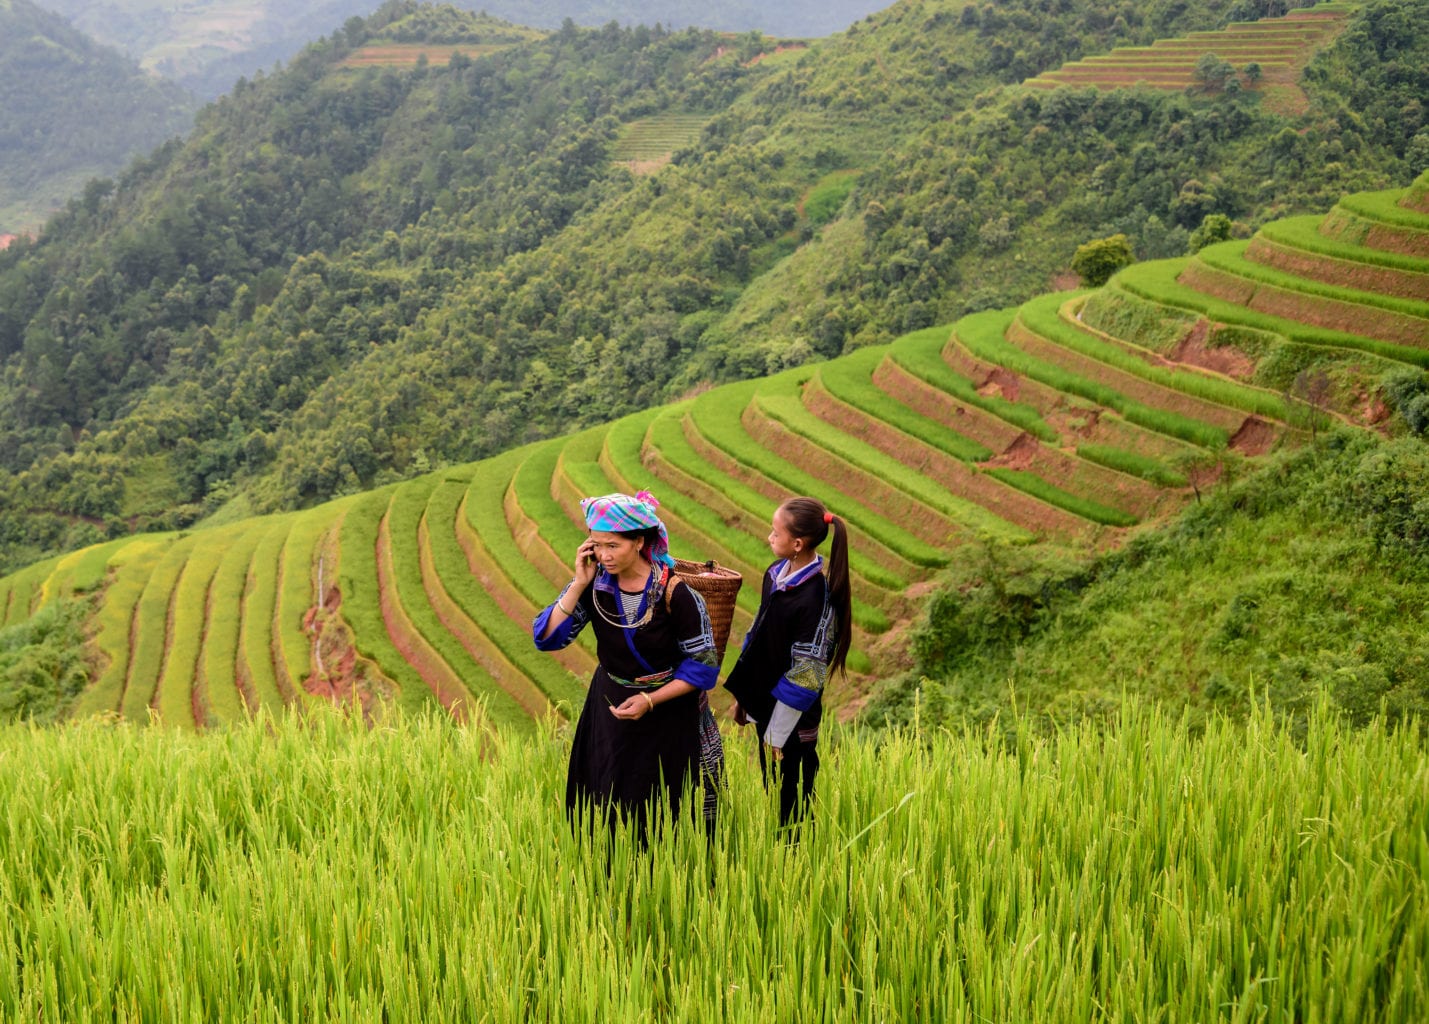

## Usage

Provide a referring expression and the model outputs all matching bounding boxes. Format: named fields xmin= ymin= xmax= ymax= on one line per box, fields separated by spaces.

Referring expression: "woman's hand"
xmin=732 ymin=702 xmax=749 ymax=726
xmin=572 ymin=538 xmax=598 ymax=588
xmin=610 ymin=692 xmax=655 ymax=720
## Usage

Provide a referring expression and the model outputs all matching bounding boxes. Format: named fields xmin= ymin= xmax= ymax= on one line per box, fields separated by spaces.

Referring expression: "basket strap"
xmin=664 ymin=573 xmax=682 ymax=613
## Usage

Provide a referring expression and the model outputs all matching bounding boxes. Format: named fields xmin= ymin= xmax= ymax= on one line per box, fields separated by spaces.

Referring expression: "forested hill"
xmin=41 ymin=0 xmax=890 ymax=99
xmin=0 ymin=0 xmax=196 ymax=233
xmin=0 ymin=0 xmax=1424 ymax=573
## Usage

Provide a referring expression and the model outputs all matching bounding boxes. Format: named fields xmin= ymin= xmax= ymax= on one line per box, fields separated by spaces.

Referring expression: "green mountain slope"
xmin=0 ymin=0 xmax=1423 ymax=578
xmin=2 ymin=168 xmax=1425 ymax=728
xmin=873 ymin=428 xmax=1429 ymax=734
xmin=43 ymin=0 xmax=894 ymax=99
xmin=0 ymin=0 xmax=196 ymax=232
xmin=718 ymin=0 xmax=1427 ymax=369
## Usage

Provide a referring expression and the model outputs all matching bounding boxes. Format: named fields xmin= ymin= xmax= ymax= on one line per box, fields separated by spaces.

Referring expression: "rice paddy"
xmin=611 ymin=113 xmax=710 ymax=172
xmin=1024 ymin=2 xmax=1356 ymax=111
xmin=0 ymin=165 xmax=1423 ymax=733
xmin=0 ymin=703 xmax=1422 ymax=1022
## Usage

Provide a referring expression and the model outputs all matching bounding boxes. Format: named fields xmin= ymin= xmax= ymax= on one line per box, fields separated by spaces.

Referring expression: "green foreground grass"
xmin=0 ymin=706 xmax=1422 ymax=1022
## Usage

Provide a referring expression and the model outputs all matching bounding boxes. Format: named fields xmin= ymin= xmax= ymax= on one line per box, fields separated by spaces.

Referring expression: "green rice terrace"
xmin=2 ymin=173 xmax=1427 ymax=732
xmin=335 ymin=17 xmax=546 ymax=68
xmin=336 ymin=42 xmax=522 ymax=67
xmin=610 ymin=41 xmax=812 ymax=172
xmin=1025 ymin=1 xmax=1357 ymax=113
xmin=611 ymin=113 xmax=711 ymax=172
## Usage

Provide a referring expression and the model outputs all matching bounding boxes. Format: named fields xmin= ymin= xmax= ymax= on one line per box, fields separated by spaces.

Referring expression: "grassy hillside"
xmin=0 ymin=0 xmax=196 ymax=232
xmin=873 ymin=428 xmax=1429 ymax=733
xmin=3 ymin=0 xmax=1422 ymax=576
xmin=0 ymin=706 xmax=1423 ymax=1021
xmin=2 ymin=171 xmax=1424 ymax=729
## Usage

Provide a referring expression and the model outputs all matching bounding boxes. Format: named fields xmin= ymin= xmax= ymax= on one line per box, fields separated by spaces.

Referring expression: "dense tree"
xmin=1188 ymin=212 xmax=1234 ymax=253
xmin=0 ymin=0 xmax=1422 ymax=573
xmin=44 ymin=0 xmax=894 ymax=99
xmin=1192 ymin=52 xmax=1238 ymax=93
xmin=1071 ymin=233 xmax=1135 ymax=287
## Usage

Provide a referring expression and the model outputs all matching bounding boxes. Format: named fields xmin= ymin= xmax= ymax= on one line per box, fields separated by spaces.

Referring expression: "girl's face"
xmin=588 ymin=531 xmax=645 ymax=577
xmin=768 ymin=509 xmax=804 ymax=562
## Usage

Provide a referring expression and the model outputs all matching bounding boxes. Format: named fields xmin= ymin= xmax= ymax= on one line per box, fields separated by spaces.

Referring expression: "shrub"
xmin=1071 ymin=233 xmax=1135 ymax=287
xmin=1188 ymin=212 xmax=1233 ymax=253
xmin=1337 ymin=436 xmax=1429 ymax=559
xmin=910 ymin=540 xmax=1092 ymax=677
xmin=1383 ymin=368 xmax=1429 ymax=436
xmin=1192 ymin=53 xmax=1236 ymax=92
xmin=0 ymin=598 xmax=93 ymax=723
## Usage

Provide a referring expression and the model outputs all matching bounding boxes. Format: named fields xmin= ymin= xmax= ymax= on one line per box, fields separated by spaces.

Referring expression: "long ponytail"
xmin=778 ymin=497 xmax=853 ymax=677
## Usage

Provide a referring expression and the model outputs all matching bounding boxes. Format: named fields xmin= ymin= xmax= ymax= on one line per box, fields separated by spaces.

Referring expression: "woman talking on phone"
xmin=533 ymin=490 xmax=723 ymax=838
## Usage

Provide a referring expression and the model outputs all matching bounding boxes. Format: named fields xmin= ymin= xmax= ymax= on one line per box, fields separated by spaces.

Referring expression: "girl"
xmin=533 ymin=490 xmax=723 ymax=837
xmin=725 ymin=496 xmax=851 ymax=826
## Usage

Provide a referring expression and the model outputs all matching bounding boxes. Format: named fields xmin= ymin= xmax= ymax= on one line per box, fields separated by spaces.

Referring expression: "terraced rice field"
xmin=336 ymin=43 xmax=517 ymax=67
xmin=6 ymin=173 xmax=1426 ymax=731
xmin=1024 ymin=2 xmax=1354 ymax=109
xmin=611 ymin=113 xmax=709 ymax=172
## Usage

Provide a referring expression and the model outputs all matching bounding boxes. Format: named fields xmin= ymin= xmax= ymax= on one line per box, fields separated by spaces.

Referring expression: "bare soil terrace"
xmin=338 ymin=43 xmax=509 ymax=67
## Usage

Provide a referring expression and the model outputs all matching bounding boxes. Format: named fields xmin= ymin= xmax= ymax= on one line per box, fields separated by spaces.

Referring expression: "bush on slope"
xmin=871 ymin=429 xmax=1429 ymax=734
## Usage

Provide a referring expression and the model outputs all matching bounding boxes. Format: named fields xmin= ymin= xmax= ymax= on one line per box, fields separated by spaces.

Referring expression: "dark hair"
xmin=778 ymin=496 xmax=852 ymax=678
xmin=618 ymin=526 xmax=661 ymax=562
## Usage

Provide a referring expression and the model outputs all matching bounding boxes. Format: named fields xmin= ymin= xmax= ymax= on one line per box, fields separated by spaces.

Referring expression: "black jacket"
xmin=723 ymin=558 xmax=834 ymax=740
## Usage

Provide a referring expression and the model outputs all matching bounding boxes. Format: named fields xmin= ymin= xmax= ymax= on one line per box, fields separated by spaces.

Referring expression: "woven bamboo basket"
xmin=672 ymin=558 xmax=743 ymax=661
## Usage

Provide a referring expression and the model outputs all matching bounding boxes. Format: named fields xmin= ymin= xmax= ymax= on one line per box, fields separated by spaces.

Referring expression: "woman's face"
xmin=767 ymin=509 xmax=802 ymax=562
xmin=588 ymin=531 xmax=645 ymax=577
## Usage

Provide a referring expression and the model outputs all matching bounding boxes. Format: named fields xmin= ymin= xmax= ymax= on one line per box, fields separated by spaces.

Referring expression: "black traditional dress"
xmin=534 ymin=563 xmax=722 ymax=834
xmin=723 ymin=555 xmax=835 ymax=825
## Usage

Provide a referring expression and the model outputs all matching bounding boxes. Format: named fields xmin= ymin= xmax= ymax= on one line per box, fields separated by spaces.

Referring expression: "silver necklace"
xmin=593 ymin=567 xmax=656 ymax=630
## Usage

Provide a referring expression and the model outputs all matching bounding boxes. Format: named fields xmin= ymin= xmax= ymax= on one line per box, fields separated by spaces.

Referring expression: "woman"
xmin=725 ymin=496 xmax=851 ymax=827
xmin=533 ymin=490 xmax=723 ymax=837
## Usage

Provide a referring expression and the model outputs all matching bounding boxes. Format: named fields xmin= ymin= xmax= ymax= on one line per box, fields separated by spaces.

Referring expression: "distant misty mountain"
xmin=37 ymin=0 xmax=888 ymax=98
xmin=0 ymin=0 xmax=196 ymax=231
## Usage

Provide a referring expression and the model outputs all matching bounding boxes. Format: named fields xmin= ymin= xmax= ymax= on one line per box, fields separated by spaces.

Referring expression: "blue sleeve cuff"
xmin=771 ymin=676 xmax=819 ymax=712
xmin=677 ymin=657 xmax=719 ymax=691
xmin=532 ymin=604 xmax=577 ymax=651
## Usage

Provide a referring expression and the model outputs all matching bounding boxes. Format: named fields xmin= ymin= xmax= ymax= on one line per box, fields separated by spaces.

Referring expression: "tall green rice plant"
xmin=0 ymin=705 xmax=1422 ymax=1022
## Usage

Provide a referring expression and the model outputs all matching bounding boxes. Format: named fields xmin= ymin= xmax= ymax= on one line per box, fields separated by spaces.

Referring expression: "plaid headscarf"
xmin=580 ymin=490 xmax=674 ymax=567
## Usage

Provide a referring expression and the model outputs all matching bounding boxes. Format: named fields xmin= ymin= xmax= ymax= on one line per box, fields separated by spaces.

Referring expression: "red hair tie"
xmin=822 ymin=511 xmax=834 ymax=524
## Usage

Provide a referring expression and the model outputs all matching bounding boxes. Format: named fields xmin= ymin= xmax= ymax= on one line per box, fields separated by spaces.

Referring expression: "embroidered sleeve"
xmin=532 ymin=582 xmax=588 ymax=651
xmin=760 ymin=599 xmax=834 ymax=742
xmin=670 ymin=583 xmax=720 ymax=691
